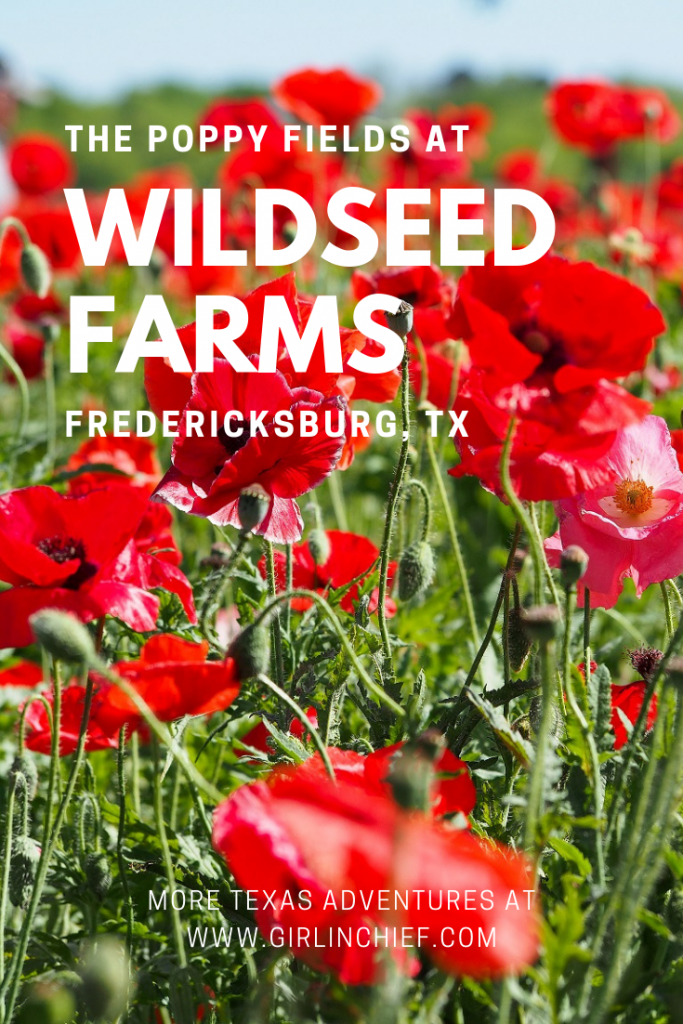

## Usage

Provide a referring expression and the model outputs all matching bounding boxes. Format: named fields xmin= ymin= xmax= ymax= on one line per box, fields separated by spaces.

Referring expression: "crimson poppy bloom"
xmin=198 ymin=98 xmax=281 ymax=146
xmin=611 ymin=680 xmax=658 ymax=749
xmin=152 ymin=358 xmax=345 ymax=543
xmin=4 ymin=323 xmax=44 ymax=380
xmin=8 ymin=134 xmax=74 ymax=196
xmin=449 ymin=253 xmax=664 ymax=500
xmin=547 ymin=81 xmax=681 ymax=154
xmin=273 ymin=68 xmax=381 ymax=128
xmin=213 ymin=762 xmax=538 ymax=983
xmin=64 ymin=435 xmax=162 ymax=495
xmin=24 ymin=683 xmax=119 ymax=755
xmin=0 ymin=661 xmax=43 ymax=687
xmin=93 ymin=634 xmax=239 ymax=734
xmin=259 ymin=530 xmax=396 ymax=615
xmin=19 ymin=200 xmax=81 ymax=272
xmin=0 ymin=485 xmax=172 ymax=648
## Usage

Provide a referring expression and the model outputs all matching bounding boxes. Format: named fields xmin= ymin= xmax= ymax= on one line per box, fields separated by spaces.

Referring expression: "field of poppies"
xmin=3 ymin=68 xmax=683 ymax=1023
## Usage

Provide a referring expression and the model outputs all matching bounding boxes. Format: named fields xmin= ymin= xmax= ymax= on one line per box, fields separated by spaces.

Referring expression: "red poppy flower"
xmin=213 ymin=763 xmax=538 ymax=983
xmin=611 ymin=680 xmax=658 ymax=749
xmin=198 ymin=98 xmax=282 ymax=146
xmin=0 ymin=485 xmax=165 ymax=648
xmin=19 ymin=200 xmax=81 ymax=272
xmin=448 ymin=253 xmax=664 ymax=499
xmin=24 ymin=683 xmax=119 ymax=755
xmin=0 ymin=661 xmax=43 ymax=687
xmin=291 ymin=745 xmax=476 ymax=819
xmin=258 ymin=530 xmax=396 ymax=615
xmin=152 ymin=358 xmax=346 ymax=543
xmin=64 ymin=435 xmax=162 ymax=495
xmin=4 ymin=322 xmax=44 ymax=380
xmin=94 ymin=634 xmax=239 ymax=734
xmin=273 ymin=68 xmax=381 ymax=128
xmin=547 ymin=81 xmax=680 ymax=154
xmin=12 ymin=292 xmax=65 ymax=325
xmin=8 ymin=134 xmax=74 ymax=196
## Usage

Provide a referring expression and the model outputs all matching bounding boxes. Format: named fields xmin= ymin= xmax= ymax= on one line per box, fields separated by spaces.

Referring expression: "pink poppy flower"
xmin=546 ymin=415 xmax=683 ymax=607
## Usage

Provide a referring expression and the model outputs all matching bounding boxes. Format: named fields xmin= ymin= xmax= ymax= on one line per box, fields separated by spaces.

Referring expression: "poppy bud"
xmin=9 ymin=753 xmax=38 ymax=801
xmin=80 ymin=936 xmax=129 ymax=1022
xmin=29 ymin=609 xmax=96 ymax=666
xmin=385 ymin=300 xmax=414 ymax=338
xmin=227 ymin=622 xmax=270 ymax=680
xmin=17 ymin=981 xmax=76 ymax=1024
xmin=9 ymin=835 xmax=40 ymax=909
xmin=308 ymin=528 xmax=330 ymax=566
xmin=354 ymin=592 xmax=370 ymax=628
xmin=85 ymin=852 xmax=113 ymax=901
xmin=397 ymin=540 xmax=435 ymax=601
xmin=560 ymin=545 xmax=589 ymax=588
xmin=507 ymin=606 xmax=533 ymax=673
xmin=40 ymin=319 xmax=60 ymax=345
xmin=20 ymin=243 xmax=51 ymax=299
xmin=520 ymin=605 xmax=562 ymax=645
xmin=237 ymin=485 xmax=270 ymax=533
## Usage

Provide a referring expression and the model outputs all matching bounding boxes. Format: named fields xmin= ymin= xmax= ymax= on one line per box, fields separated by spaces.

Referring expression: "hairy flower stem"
xmin=524 ymin=638 xmax=556 ymax=857
xmin=661 ymin=579 xmax=675 ymax=641
xmin=0 ymin=777 xmax=17 ymax=996
xmin=250 ymin=589 xmax=404 ymax=716
xmin=256 ymin=674 xmax=335 ymax=778
xmin=584 ymin=690 xmax=683 ymax=1024
xmin=425 ymin=429 xmax=479 ymax=646
xmin=500 ymin=419 xmax=559 ymax=608
xmin=44 ymin=335 xmax=57 ymax=470
xmin=605 ymin=608 xmax=683 ymax=849
xmin=377 ymin=342 xmax=412 ymax=682
xmin=153 ymin=738 xmax=187 ymax=968
xmin=117 ymin=730 xmax=135 ymax=954
xmin=402 ymin=477 xmax=433 ymax=542
xmin=265 ymin=540 xmax=286 ymax=688
xmin=563 ymin=586 xmax=605 ymax=886
xmin=1 ymin=670 xmax=93 ymax=1023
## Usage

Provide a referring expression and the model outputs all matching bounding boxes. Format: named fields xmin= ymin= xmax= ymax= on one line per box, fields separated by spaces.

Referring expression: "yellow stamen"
xmin=613 ymin=478 xmax=654 ymax=517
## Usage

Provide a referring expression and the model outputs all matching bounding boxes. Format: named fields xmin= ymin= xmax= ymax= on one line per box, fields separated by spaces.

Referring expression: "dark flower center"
xmin=216 ymin=417 xmax=251 ymax=463
xmin=37 ymin=535 xmax=97 ymax=589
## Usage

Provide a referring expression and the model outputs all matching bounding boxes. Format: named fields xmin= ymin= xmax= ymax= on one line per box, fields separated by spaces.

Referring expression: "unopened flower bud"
xmin=85 ymin=852 xmax=113 ymax=901
xmin=10 ymin=753 xmax=38 ymax=800
xmin=237 ymin=485 xmax=270 ymax=533
xmin=40 ymin=319 xmax=60 ymax=345
xmin=520 ymin=605 xmax=562 ymax=644
xmin=308 ymin=528 xmax=330 ymax=566
xmin=227 ymin=622 xmax=270 ymax=680
xmin=560 ymin=545 xmax=589 ymax=588
xmin=385 ymin=300 xmax=414 ymax=338
xmin=9 ymin=835 xmax=40 ymax=909
xmin=507 ymin=606 xmax=533 ymax=672
xmin=398 ymin=540 xmax=435 ymax=601
xmin=80 ymin=936 xmax=129 ymax=1022
xmin=354 ymin=593 xmax=370 ymax=628
xmin=17 ymin=981 xmax=76 ymax=1024
xmin=29 ymin=609 xmax=96 ymax=665
xmin=20 ymin=243 xmax=51 ymax=299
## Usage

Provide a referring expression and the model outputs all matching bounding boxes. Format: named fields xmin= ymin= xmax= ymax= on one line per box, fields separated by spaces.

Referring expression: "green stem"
xmin=116 ymin=730 xmax=135 ymax=956
xmin=524 ymin=639 xmax=556 ymax=856
xmin=250 ymin=589 xmax=404 ymax=716
xmin=661 ymin=580 xmax=675 ymax=641
xmin=377 ymin=340 xmax=412 ymax=682
xmin=425 ymin=427 xmax=479 ymax=646
xmin=265 ymin=540 xmax=286 ymax=688
xmin=153 ymin=739 xmax=187 ymax=968
xmin=327 ymin=471 xmax=349 ymax=532
xmin=131 ymin=731 xmax=141 ymax=818
xmin=256 ymin=673 xmax=335 ymax=779
xmin=0 ymin=777 xmax=17 ymax=996
xmin=402 ymin=477 xmax=432 ymax=541
xmin=44 ymin=336 xmax=56 ymax=470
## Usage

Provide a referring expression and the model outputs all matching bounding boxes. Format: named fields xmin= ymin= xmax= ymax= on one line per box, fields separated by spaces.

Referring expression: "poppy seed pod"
xmin=237 ymin=484 xmax=270 ymax=533
xmin=308 ymin=528 xmax=331 ymax=566
xmin=85 ymin=852 xmax=113 ymax=901
xmin=20 ymin=242 xmax=51 ymax=299
xmin=29 ymin=609 xmax=96 ymax=666
xmin=9 ymin=753 xmax=38 ymax=801
xmin=520 ymin=605 xmax=562 ymax=644
xmin=9 ymin=835 xmax=40 ymax=909
xmin=385 ymin=299 xmax=414 ymax=338
xmin=80 ymin=936 xmax=130 ymax=1022
xmin=560 ymin=545 xmax=589 ymax=588
xmin=398 ymin=540 xmax=435 ymax=601
xmin=227 ymin=622 xmax=270 ymax=680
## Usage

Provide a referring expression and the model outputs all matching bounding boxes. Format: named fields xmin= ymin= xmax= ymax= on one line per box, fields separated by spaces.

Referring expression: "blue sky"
xmin=3 ymin=0 xmax=682 ymax=98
